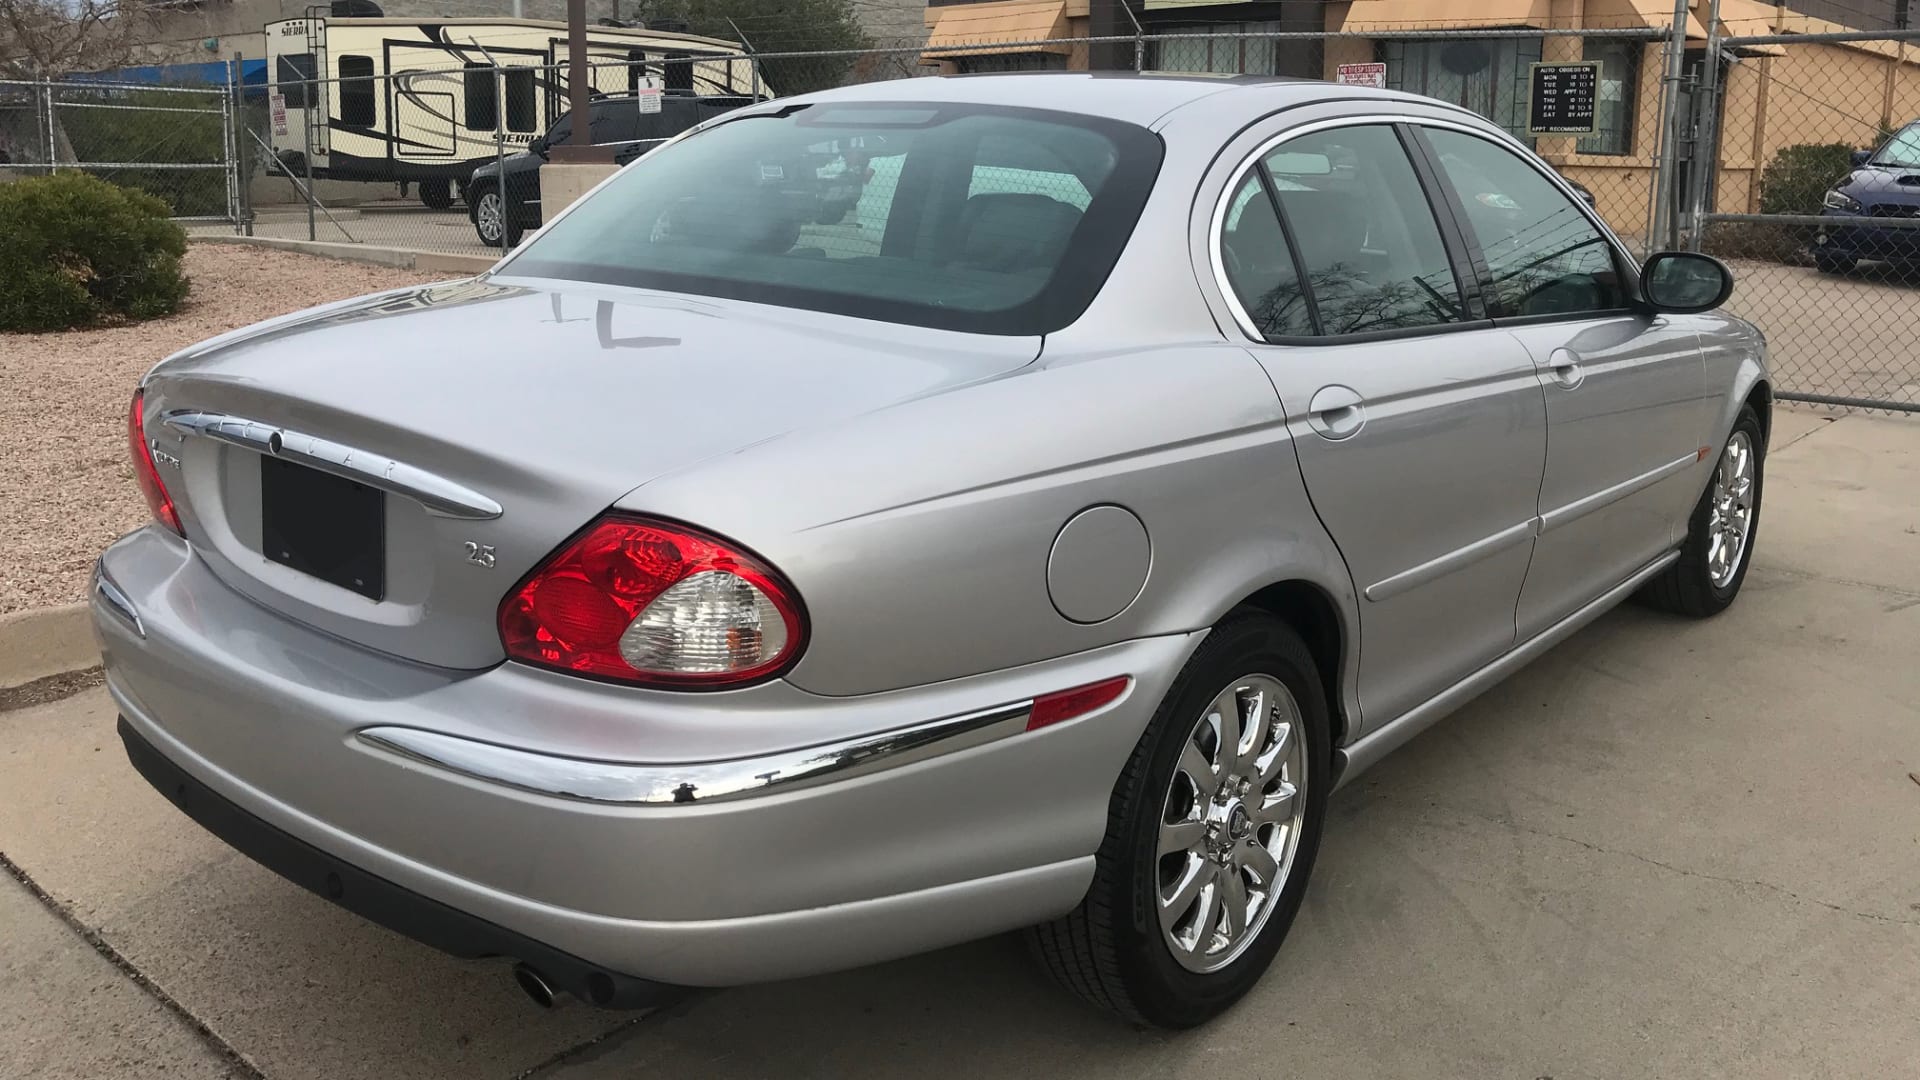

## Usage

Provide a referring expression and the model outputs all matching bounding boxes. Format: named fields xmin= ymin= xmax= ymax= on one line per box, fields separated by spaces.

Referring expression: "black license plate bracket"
xmin=260 ymin=456 xmax=386 ymax=601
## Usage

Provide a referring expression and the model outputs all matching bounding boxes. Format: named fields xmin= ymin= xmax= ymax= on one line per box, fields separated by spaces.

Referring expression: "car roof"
xmin=769 ymin=73 xmax=1463 ymax=130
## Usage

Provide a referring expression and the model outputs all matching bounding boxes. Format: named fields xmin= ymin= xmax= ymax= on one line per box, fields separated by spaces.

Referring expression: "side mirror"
xmin=1641 ymin=251 xmax=1734 ymax=313
xmin=1851 ymin=148 xmax=1873 ymax=167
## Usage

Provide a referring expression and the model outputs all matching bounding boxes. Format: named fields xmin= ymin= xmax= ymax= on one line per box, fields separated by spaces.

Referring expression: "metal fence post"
xmin=1651 ymin=0 xmax=1693 ymax=251
xmin=43 ymin=82 xmax=58 ymax=174
xmin=301 ymin=74 xmax=317 ymax=241
xmin=1685 ymin=0 xmax=1725 ymax=252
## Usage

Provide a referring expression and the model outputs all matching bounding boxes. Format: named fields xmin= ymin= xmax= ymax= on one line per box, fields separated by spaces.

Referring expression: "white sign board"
xmin=269 ymin=93 xmax=288 ymax=136
xmin=1337 ymin=62 xmax=1387 ymax=89
xmin=635 ymin=76 xmax=663 ymax=115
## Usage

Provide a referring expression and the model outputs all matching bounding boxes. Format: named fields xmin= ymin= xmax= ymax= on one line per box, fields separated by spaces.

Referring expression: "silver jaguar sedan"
xmin=98 ymin=73 xmax=1769 ymax=1028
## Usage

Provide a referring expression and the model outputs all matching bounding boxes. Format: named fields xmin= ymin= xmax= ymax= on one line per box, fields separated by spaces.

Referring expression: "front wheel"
xmin=470 ymin=186 xmax=520 ymax=248
xmin=1814 ymin=249 xmax=1855 ymax=275
xmin=1028 ymin=614 xmax=1329 ymax=1028
xmin=1639 ymin=405 xmax=1765 ymax=617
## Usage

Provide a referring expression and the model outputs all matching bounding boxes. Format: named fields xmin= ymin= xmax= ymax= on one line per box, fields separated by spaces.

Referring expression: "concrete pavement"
xmin=1 ymin=407 xmax=1915 ymax=1079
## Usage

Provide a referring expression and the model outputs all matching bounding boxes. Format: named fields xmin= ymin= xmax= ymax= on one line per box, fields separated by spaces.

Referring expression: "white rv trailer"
xmin=263 ymin=15 xmax=763 ymax=206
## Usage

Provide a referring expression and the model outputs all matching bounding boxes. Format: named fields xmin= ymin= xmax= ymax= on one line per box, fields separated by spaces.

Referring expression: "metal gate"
xmin=0 ymin=75 xmax=243 ymax=229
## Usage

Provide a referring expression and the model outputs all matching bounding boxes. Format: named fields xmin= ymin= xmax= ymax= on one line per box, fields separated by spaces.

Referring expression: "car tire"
xmin=1028 ymin=613 xmax=1329 ymax=1029
xmin=1814 ymin=251 xmax=1855 ymax=274
xmin=471 ymin=185 xmax=518 ymax=248
xmin=1638 ymin=405 xmax=1765 ymax=618
xmin=420 ymin=178 xmax=454 ymax=211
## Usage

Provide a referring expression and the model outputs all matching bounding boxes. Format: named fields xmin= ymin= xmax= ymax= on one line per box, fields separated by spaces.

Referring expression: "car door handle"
xmin=1307 ymin=385 xmax=1366 ymax=440
xmin=1547 ymin=348 xmax=1585 ymax=390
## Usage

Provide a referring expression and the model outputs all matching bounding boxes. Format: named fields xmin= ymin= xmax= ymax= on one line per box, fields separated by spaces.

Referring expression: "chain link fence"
xmin=1692 ymin=27 xmax=1920 ymax=412
xmin=0 ymin=77 xmax=241 ymax=224
xmin=9 ymin=18 xmax=1918 ymax=412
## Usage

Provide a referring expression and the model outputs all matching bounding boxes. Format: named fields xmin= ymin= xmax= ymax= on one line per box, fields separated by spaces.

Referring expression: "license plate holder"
xmin=260 ymin=456 xmax=385 ymax=601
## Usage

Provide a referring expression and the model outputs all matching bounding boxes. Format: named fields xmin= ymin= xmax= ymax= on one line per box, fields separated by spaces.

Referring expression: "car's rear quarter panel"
xmin=622 ymin=340 xmax=1354 ymax=700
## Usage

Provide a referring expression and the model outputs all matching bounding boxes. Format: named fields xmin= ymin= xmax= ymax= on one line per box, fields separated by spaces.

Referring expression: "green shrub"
xmin=1757 ymin=142 xmax=1858 ymax=216
xmin=0 ymin=172 xmax=189 ymax=332
xmin=59 ymin=88 xmax=230 ymax=218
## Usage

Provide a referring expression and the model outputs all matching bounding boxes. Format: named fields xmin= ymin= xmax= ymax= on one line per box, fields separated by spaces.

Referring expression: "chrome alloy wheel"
xmin=1156 ymin=674 xmax=1307 ymax=974
xmin=475 ymin=191 xmax=504 ymax=244
xmin=1707 ymin=430 xmax=1756 ymax=589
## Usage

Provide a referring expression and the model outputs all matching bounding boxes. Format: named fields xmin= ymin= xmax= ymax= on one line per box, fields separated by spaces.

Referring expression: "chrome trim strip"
xmin=93 ymin=565 xmax=143 ymax=638
xmin=1363 ymin=519 xmax=1536 ymax=603
xmin=356 ymin=700 xmax=1035 ymax=806
xmin=1207 ymin=112 xmax=1643 ymax=345
xmin=1335 ymin=550 xmax=1680 ymax=789
xmin=1538 ymin=453 xmax=1698 ymax=534
xmin=162 ymin=411 xmax=503 ymax=520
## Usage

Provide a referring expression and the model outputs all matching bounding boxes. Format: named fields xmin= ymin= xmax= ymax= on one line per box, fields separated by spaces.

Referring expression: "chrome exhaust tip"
xmin=512 ymin=962 xmax=556 ymax=1009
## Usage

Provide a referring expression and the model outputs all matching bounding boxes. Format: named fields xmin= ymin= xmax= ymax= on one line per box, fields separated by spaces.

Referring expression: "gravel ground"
xmin=0 ymin=245 xmax=441 ymax=616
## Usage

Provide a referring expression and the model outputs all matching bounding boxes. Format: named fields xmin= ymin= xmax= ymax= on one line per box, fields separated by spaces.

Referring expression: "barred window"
xmin=1149 ymin=22 xmax=1284 ymax=76
xmin=1578 ymin=39 xmax=1640 ymax=156
xmin=1383 ymin=37 xmax=1543 ymax=145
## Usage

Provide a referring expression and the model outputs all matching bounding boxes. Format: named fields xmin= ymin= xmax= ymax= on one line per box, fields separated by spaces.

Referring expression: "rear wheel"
xmin=1815 ymin=250 xmax=1855 ymax=274
xmin=1639 ymin=405 xmax=1764 ymax=618
xmin=420 ymin=178 xmax=454 ymax=210
xmin=1028 ymin=614 xmax=1329 ymax=1028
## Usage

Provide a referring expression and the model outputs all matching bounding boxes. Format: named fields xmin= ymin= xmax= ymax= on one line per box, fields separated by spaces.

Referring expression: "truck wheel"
xmin=420 ymin=178 xmax=454 ymax=211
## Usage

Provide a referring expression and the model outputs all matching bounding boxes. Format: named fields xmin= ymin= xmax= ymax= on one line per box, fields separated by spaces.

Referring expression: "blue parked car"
xmin=1816 ymin=120 xmax=1920 ymax=273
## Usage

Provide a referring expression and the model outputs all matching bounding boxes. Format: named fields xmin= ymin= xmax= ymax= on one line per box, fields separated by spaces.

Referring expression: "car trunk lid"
xmin=141 ymin=278 xmax=1039 ymax=669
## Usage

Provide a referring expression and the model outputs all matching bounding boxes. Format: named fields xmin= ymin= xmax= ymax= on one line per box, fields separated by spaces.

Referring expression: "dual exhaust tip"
xmin=512 ymin=961 xmax=627 ymax=1010
xmin=512 ymin=962 xmax=558 ymax=1008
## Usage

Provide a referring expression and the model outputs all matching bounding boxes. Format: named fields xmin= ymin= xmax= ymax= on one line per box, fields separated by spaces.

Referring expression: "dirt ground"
xmin=0 ymin=245 xmax=440 ymax=616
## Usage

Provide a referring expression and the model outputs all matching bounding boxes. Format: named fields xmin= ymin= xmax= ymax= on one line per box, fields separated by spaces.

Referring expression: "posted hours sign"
xmin=1526 ymin=61 xmax=1601 ymax=136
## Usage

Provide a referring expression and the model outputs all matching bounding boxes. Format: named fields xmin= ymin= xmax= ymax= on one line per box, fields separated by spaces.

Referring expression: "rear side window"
xmin=1228 ymin=125 xmax=1468 ymax=339
xmin=505 ymin=104 xmax=1162 ymax=335
xmin=1421 ymin=128 xmax=1626 ymax=319
xmin=338 ymin=55 xmax=375 ymax=127
xmin=1219 ymin=173 xmax=1312 ymax=338
xmin=276 ymin=53 xmax=316 ymax=110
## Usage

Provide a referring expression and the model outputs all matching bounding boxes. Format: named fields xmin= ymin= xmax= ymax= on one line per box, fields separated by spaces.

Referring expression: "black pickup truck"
xmin=467 ymin=93 xmax=753 ymax=247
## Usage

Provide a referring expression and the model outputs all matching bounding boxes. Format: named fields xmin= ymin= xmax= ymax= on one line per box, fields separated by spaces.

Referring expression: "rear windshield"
xmin=502 ymin=102 xmax=1163 ymax=334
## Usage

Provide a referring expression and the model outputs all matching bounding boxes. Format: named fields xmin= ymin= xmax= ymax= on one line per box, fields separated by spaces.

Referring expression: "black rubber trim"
xmin=117 ymin=716 xmax=685 ymax=1011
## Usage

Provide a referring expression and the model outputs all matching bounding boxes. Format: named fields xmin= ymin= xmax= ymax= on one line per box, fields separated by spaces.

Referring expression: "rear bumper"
xmin=118 ymin=715 xmax=680 ymax=1009
xmin=95 ymin=527 xmax=1197 ymax=988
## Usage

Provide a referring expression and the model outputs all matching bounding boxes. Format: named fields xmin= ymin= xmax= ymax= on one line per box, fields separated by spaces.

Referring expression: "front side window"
xmin=1423 ymin=128 xmax=1626 ymax=319
xmin=1253 ymin=125 xmax=1469 ymax=337
xmin=505 ymin=104 xmax=1161 ymax=335
xmin=1578 ymin=39 xmax=1640 ymax=156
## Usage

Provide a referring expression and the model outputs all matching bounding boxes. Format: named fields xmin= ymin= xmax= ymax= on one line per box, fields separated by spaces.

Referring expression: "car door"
xmin=1216 ymin=121 xmax=1548 ymax=727
xmin=1413 ymin=125 xmax=1711 ymax=638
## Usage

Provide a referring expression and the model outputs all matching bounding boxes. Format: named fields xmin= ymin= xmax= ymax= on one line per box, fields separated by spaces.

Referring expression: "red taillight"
xmin=1027 ymin=676 xmax=1131 ymax=731
xmin=127 ymin=390 xmax=183 ymax=536
xmin=499 ymin=514 xmax=806 ymax=687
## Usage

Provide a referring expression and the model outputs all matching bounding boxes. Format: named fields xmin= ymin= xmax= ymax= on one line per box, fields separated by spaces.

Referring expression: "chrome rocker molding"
xmin=162 ymin=411 xmax=503 ymax=520
xmin=357 ymin=700 xmax=1036 ymax=806
xmin=1334 ymin=549 xmax=1681 ymax=789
